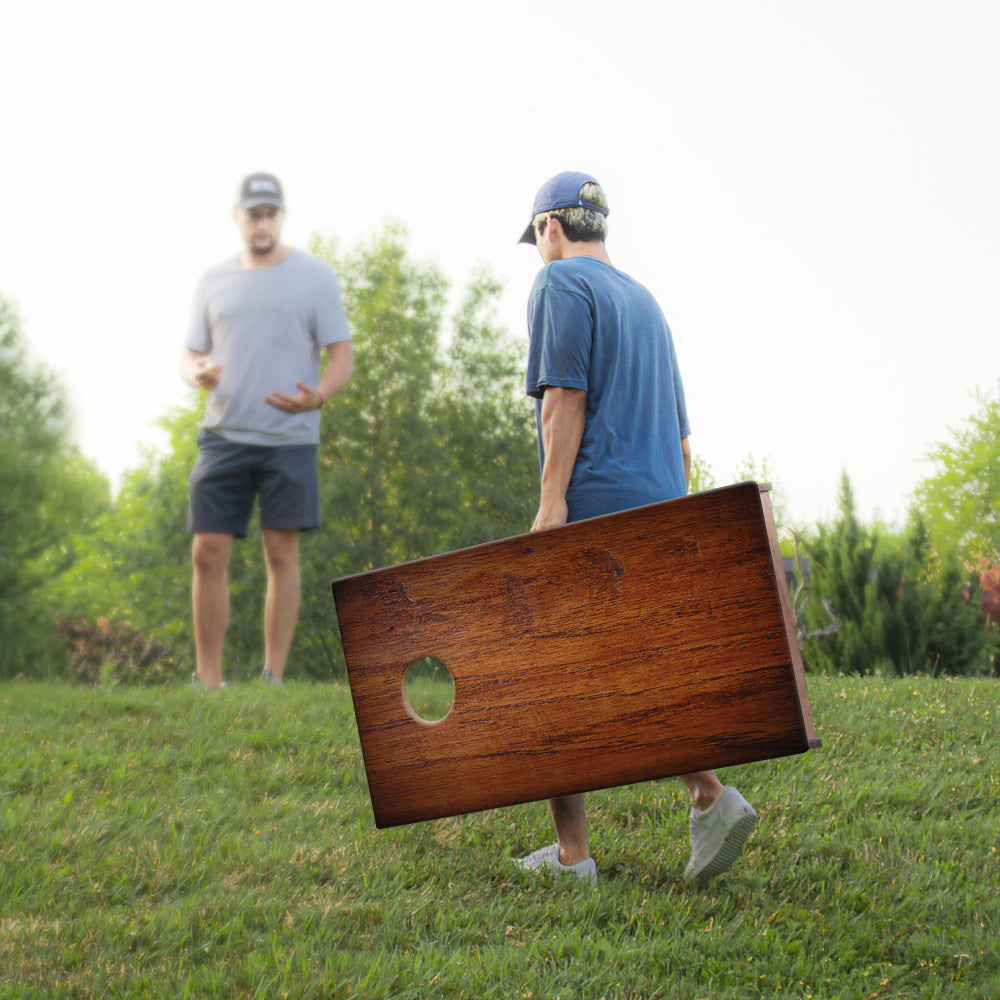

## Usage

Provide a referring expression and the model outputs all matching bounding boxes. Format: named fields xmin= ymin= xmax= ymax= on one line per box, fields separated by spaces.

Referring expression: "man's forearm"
xmin=534 ymin=386 xmax=587 ymax=530
xmin=318 ymin=341 xmax=354 ymax=403
xmin=181 ymin=348 xmax=222 ymax=391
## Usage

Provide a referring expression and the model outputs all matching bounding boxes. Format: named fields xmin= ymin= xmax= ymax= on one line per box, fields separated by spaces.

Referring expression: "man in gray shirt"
xmin=181 ymin=172 xmax=353 ymax=688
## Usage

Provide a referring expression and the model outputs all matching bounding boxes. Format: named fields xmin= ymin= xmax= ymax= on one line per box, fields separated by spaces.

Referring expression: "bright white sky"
xmin=2 ymin=0 xmax=997 ymax=529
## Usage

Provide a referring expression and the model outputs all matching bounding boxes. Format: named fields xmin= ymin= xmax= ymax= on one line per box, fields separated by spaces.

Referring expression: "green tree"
xmin=733 ymin=452 xmax=790 ymax=536
xmin=299 ymin=227 xmax=538 ymax=676
xmin=798 ymin=473 xmax=877 ymax=673
xmin=799 ymin=471 xmax=997 ymax=675
xmin=688 ymin=451 xmax=790 ymax=539
xmin=431 ymin=262 xmax=539 ymax=549
xmin=309 ymin=222 xmax=454 ymax=574
xmin=687 ymin=454 xmax=717 ymax=495
xmin=913 ymin=380 xmax=1000 ymax=562
xmin=0 ymin=294 xmax=112 ymax=676
xmin=55 ymin=401 xmax=202 ymax=662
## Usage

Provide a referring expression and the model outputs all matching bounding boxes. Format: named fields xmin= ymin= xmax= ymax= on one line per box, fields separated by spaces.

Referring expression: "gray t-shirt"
xmin=186 ymin=249 xmax=351 ymax=445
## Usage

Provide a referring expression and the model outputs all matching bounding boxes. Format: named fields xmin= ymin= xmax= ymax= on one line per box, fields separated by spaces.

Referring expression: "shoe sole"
xmin=691 ymin=812 xmax=757 ymax=886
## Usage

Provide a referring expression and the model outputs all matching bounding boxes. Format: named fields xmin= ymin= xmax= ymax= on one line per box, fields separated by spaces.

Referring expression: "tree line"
xmin=2 ymin=223 xmax=998 ymax=681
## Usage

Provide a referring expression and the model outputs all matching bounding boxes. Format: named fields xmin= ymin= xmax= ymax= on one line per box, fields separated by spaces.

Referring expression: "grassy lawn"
xmin=0 ymin=674 xmax=996 ymax=999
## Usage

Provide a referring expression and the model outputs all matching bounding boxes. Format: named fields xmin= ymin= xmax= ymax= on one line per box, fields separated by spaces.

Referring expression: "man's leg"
xmin=261 ymin=528 xmax=301 ymax=682
xmin=192 ymin=532 xmax=235 ymax=688
xmin=547 ymin=793 xmax=590 ymax=865
xmin=679 ymin=770 xmax=725 ymax=809
xmin=515 ymin=792 xmax=597 ymax=881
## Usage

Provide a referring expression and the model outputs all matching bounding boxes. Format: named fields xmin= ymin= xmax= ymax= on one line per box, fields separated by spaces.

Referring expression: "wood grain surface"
xmin=332 ymin=482 xmax=819 ymax=828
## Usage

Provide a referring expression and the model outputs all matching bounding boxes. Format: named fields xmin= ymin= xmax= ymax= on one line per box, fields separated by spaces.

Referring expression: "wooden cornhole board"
xmin=332 ymin=482 xmax=819 ymax=829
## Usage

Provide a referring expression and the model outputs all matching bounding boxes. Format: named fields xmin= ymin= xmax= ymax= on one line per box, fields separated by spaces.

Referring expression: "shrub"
xmin=57 ymin=618 xmax=180 ymax=686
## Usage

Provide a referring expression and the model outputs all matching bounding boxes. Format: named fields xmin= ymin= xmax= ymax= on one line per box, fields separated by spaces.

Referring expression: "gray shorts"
xmin=187 ymin=429 xmax=321 ymax=538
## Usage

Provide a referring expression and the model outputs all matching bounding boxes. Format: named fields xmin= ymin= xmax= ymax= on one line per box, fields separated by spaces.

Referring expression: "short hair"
xmin=533 ymin=181 xmax=609 ymax=243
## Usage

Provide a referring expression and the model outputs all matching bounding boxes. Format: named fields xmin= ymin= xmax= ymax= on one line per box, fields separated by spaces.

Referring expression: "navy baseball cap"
xmin=238 ymin=172 xmax=285 ymax=210
xmin=518 ymin=170 xmax=609 ymax=244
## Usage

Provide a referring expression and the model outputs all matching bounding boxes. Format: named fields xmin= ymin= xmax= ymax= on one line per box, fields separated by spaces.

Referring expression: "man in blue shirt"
xmin=515 ymin=171 xmax=757 ymax=886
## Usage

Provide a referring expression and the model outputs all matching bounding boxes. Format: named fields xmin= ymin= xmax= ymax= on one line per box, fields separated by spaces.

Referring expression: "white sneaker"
xmin=191 ymin=672 xmax=226 ymax=690
xmin=685 ymin=786 xmax=757 ymax=886
xmin=514 ymin=843 xmax=598 ymax=884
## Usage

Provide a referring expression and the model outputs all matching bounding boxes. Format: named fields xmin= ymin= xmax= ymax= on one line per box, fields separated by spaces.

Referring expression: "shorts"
xmin=187 ymin=429 xmax=321 ymax=538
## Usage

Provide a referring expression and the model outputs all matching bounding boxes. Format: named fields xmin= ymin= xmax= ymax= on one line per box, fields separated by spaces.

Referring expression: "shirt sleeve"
xmin=184 ymin=275 xmax=212 ymax=353
xmin=312 ymin=267 xmax=352 ymax=346
xmin=525 ymin=270 xmax=592 ymax=399
xmin=669 ymin=332 xmax=691 ymax=438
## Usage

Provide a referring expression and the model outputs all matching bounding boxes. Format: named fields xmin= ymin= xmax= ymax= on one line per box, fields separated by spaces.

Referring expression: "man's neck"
xmin=239 ymin=244 xmax=292 ymax=270
xmin=558 ymin=240 xmax=612 ymax=266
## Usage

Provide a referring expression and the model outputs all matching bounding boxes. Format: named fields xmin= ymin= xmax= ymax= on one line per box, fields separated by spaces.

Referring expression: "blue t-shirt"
xmin=525 ymin=256 xmax=690 ymax=522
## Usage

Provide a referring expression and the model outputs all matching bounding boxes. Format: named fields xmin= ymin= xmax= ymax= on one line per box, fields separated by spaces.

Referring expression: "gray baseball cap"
xmin=238 ymin=172 xmax=285 ymax=210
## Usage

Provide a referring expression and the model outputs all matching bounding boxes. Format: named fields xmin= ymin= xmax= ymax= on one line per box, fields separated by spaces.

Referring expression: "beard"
xmin=249 ymin=237 xmax=277 ymax=256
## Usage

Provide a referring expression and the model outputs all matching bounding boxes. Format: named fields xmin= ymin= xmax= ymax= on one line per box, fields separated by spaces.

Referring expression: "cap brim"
xmin=240 ymin=197 xmax=285 ymax=210
xmin=517 ymin=220 xmax=536 ymax=245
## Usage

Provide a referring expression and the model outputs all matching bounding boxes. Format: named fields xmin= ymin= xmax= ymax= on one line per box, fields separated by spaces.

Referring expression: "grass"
xmin=0 ymin=673 xmax=996 ymax=999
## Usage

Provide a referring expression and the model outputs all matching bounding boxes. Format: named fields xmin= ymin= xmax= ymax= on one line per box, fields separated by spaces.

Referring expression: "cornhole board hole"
xmin=332 ymin=482 xmax=819 ymax=829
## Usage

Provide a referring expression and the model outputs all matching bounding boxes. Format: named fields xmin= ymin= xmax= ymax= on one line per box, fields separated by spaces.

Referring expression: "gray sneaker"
xmin=191 ymin=672 xmax=226 ymax=690
xmin=684 ymin=786 xmax=757 ymax=886
xmin=260 ymin=669 xmax=286 ymax=688
xmin=514 ymin=843 xmax=597 ymax=884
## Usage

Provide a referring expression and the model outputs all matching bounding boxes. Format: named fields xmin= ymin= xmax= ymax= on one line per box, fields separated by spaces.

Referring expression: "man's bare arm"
xmin=265 ymin=340 xmax=354 ymax=413
xmin=532 ymin=386 xmax=587 ymax=531
xmin=180 ymin=348 xmax=223 ymax=391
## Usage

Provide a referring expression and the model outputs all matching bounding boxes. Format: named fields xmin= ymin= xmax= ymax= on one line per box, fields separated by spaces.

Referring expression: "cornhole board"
xmin=332 ymin=482 xmax=819 ymax=829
